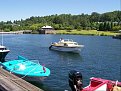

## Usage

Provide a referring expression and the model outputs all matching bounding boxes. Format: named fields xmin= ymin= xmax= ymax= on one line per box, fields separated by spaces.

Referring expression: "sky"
xmin=0 ymin=0 xmax=120 ymax=22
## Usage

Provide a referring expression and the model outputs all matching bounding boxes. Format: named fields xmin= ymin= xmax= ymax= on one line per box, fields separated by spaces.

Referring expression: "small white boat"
xmin=0 ymin=31 xmax=10 ymax=62
xmin=49 ymin=39 xmax=84 ymax=53
xmin=0 ymin=45 xmax=10 ymax=62
xmin=113 ymin=34 xmax=121 ymax=39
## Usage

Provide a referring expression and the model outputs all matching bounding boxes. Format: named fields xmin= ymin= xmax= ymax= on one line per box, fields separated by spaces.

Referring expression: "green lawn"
xmin=55 ymin=30 xmax=119 ymax=36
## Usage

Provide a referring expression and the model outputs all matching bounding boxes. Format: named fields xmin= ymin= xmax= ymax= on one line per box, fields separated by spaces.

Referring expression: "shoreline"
xmin=55 ymin=30 xmax=119 ymax=36
xmin=0 ymin=30 xmax=120 ymax=36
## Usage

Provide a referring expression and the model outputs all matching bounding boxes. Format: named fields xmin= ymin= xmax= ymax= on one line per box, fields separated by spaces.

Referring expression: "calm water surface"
xmin=2 ymin=34 xmax=121 ymax=91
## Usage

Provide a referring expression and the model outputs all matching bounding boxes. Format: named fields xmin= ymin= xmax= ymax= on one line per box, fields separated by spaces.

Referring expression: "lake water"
xmin=2 ymin=34 xmax=121 ymax=91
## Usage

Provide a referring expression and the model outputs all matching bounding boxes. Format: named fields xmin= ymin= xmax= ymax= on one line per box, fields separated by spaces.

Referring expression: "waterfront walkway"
xmin=0 ymin=30 xmax=32 ymax=34
xmin=0 ymin=68 xmax=43 ymax=91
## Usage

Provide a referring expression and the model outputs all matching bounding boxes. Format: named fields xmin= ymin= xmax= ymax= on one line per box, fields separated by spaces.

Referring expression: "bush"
xmin=4 ymin=28 xmax=10 ymax=32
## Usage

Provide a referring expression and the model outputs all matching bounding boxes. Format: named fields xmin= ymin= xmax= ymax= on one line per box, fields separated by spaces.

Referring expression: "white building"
xmin=39 ymin=25 xmax=55 ymax=34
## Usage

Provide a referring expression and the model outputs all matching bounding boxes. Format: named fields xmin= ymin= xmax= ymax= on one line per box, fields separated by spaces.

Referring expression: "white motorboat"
xmin=0 ymin=45 xmax=10 ymax=62
xmin=49 ymin=39 xmax=84 ymax=53
xmin=0 ymin=31 xmax=10 ymax=62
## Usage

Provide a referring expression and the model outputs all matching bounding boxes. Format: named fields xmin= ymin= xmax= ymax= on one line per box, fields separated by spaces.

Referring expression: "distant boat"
xmin=113 ymin=34 xmax=121 ymax=39
xmin=0 ymin=31 xmax=10 ymax=62
xmin=0 ymin=56 xmax=50 ymax=81
xmin=49 ymin=39 xmax=84 ymax=53
xmin=68 ymin=70 xmax=121 ymax=91
xmin=0 ymin=45 xmax=10 ymax=62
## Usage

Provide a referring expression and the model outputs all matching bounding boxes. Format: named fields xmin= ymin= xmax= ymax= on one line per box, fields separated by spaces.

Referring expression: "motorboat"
xmin=0 ymin=45 xmax=10 ymax=62
xmin=49 ymin=39 xmax=84 ymax=53
xmin=113 ymin=34 xmax=121 ymax=39
xmin=82 ymin=77 xmax=121 ymax=91
xmin=0 ymin=56 xmax=50 ymax=81
xmin=69 ymin=70 xmax=121 ymax=91
xmin=0 ymin=31 xmax=10 ymax=62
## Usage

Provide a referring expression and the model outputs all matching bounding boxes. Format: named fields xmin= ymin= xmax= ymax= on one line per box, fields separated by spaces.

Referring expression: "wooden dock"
xmin=0 ymin=68 xmax=43 ymax=91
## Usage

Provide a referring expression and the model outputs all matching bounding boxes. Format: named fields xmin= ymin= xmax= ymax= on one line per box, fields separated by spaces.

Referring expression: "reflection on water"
xmin=29 ymin=81 xmax=52 ymax=91
xmin=50 ymin=50 xmax=83 ymax=61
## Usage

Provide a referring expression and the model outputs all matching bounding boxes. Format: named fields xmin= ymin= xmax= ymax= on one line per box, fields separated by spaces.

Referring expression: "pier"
xmin=0 ymin=68 xmax=43 ymax=91
xmin=0 ymin=30 xmax=32 ymax=34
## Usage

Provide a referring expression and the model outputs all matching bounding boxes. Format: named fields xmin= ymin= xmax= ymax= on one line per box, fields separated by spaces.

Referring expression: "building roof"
xmin=41 ymin=26 xmax=53 ymax=29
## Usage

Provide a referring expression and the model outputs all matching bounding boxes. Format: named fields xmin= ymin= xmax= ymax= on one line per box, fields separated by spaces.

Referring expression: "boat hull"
xmin=50 ymin=45 xmax=83 ymax=53
xmin=0 ymin=50 xmax=10 ymax=62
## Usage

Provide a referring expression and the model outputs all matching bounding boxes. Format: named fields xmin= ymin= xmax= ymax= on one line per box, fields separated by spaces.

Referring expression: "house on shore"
xmin=39 ymin=26 xmax=55 ymax=34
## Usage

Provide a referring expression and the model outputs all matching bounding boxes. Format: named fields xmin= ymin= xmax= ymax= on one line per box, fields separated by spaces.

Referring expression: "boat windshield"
xmin=67 ymin=42 xmax=78 ymax=45
xmin=64 ymin=39 xmax=73 ymax=42
xmin=0 ymin=48 xmax=6 ymax=50
xmin=74 ymin=43 xmax=78 ymax=45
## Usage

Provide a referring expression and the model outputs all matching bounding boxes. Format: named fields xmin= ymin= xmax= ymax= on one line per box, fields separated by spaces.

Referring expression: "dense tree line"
xmin=0 ymin=11 xmax=121 ymax=32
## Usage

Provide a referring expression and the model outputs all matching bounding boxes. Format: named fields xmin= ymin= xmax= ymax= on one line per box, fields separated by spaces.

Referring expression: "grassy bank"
xmin=55 ymin=30 xmax=119 ymax=36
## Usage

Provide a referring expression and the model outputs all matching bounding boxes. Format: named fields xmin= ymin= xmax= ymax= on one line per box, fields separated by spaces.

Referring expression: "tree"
xmin=90 ymin=12 xmax=100 ymax=22
xmin=99 ymin=23 xmax=104 ymax=31
xmin=0 ymin=10 xmax=121 ymax=31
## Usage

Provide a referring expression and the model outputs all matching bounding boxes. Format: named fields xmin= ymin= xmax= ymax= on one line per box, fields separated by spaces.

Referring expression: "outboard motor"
xmin=68 ymin=70 xmax=83 ymax=91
